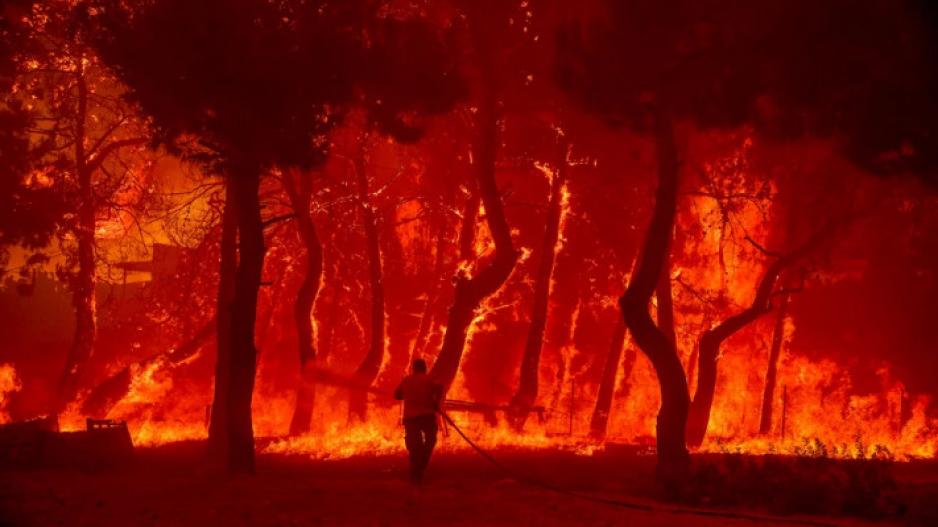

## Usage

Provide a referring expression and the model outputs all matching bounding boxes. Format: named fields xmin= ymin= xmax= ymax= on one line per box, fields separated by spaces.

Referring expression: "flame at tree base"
xmin=51 ymin=352 xmax=936 ymax=463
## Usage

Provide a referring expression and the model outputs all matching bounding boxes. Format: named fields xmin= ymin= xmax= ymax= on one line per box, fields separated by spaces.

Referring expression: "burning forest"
xmin=2 ymin=0 xmax=938 ymax=525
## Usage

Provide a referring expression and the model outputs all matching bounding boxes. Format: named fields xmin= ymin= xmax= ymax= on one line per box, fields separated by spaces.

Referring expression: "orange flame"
xmin=0 ymin=364 xmax=22 ymax=425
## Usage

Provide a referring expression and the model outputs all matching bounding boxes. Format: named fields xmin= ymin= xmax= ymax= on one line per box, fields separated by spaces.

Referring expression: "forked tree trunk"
xmin=618 ymin=110 xmax=690 ymax=488
xmin=589 ymin=317 xmax=627 ymax=438
xmin=208 ymin=181 xmax=238 ymax=467
xmin=510 ymin=143 xmax=567 ymax=427
xmin=429 ymin=27 xmax=517 ymax=389
xmin=225 ymin=167 xmax=266 ymax=474
xmin=349 ymin=144 xmax=385 ymax=422
xmin=283 ymin=169 xmax=324 ymax=436
xmin=686 ymin=233 xmax=823 ymax=448
xmin=56 ymin=65 xmax=95 ymax=416
xmin=759 ymin=291 xmax=789 ymax=435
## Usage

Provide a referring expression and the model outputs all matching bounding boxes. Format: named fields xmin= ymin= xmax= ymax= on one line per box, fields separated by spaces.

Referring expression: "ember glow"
xmin=0 ymin=364 xmax=21 ymax=424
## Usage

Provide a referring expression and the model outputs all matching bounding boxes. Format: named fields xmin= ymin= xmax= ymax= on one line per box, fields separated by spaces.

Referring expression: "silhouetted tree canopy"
xmin=92 ymin=0 xmax=464 ymax=170
xmin=556 ymin=0 xmax=938 ymax=182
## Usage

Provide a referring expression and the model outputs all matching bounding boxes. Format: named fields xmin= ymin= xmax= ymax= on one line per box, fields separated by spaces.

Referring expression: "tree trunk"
xmin=349 ymin=142 xmax=385 ymax=422
xmin=283 ymin=169 xmax=324 ymax=436
xmin=686 ymin=233 xmax=823 ymax=448
xmin=590 ymin=253 xmax=643 ymax=439
xmin=589 ymin=317 xmax=627 ymax=439
xmin=510 ymin=144 xmax=567 ymax=428
xmin=225 ymin=167 xmax=265 ymax=474
xmin=759 ymin=291 xmax=789 ymax=435
xmin=429 ymin=30 xmax=517 ymax=389
xmin=656 ymin=249 xmax=677 ymax=346
xmin=458 ymin=193 xmax=481 ymax=262
xmin=55 ymin=64 xmax=95 ymax=417
xmin=319 ymin=205 xmax=339 ymax=363
xmin=208 ymin=180 xmax=238 ymax=467
xmin=685 ymin=342 xmax=699 ymax=395
xmin=410 ymin=225 xmax=446 ymax=362
xmin=618 ymin=110 xmax=690 ymax=488
xmin=618 ymin=346 xmax=640 ymax=400
xmin=685 ymin=332 xmax=724 ymax=448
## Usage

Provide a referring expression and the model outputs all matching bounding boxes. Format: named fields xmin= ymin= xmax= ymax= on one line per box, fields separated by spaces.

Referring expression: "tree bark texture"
xmin=617 ymin=110 xmax=690 ymax=487
xmin=283 ymin=169 xmax=324 ymax=436
xmin=224 ymin=167 xmax=265 ymax=474
xmin=759 ymin=291 xmax=790 ymax=435
xmin=56 ymin=64 xmax=96 ymax=417
xmin=510 ymin=141 xmax=567 ymax=426
xmin=429 ymin=20 xmax=517 ymax=389
xmin=686 ymin=233 xmax=823 ymax=447
xmin=349 ymin=144 xmax=385 ymax=422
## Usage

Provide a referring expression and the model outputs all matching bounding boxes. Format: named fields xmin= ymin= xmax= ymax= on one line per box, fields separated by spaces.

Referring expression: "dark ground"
xmin=1 ymin=441 xmax=937 ymax=526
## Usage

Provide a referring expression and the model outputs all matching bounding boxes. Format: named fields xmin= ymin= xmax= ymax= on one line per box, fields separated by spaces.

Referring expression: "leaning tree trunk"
xmin=349 ymin=143 xmax=385 ymax=422
xmin=429 ymin=32 xmax=517 ymax=389
xmin=686 ymin=233 xmax=823 ymax=448
xmin=422 ymin=189 xmax=478 ymax=364
xmin=283 ymin=169 xmax=324 ymax=436
xmin=416 ymin=192 xmax=477 ymax=364
xmin=510 ymin=144 xmax=567 ymax=428
xmin=410 ymin=224 xmax=446 ymax=362
xmin=759 ymin=291 xmax=790 ymax=435
xmin=618 ymin=110 xmax=690 ymax=489
xmin=758 ymin=204 xmax=800 ymax=436
xmin=589 ymin=317 xmax=627 ymax=439
xmin=56 ymin=66 xmax=95 ymax=417
xmin=208 ymin=180 xmax=238 ymax=467
xmin=224 ymin=167 xmax=266 ymax=474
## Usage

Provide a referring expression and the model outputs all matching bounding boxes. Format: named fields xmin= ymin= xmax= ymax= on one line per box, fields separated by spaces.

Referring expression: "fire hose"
xmin=312 ymin=368 xmax=841 ymax=526
xmin=435 ymin=409 xmax=842 ymax=527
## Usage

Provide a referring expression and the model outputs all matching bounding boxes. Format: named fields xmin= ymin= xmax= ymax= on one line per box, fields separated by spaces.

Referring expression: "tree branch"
xmin=262 ymin=213 xmax=296 ymax=228
xmin=86 ymin=137 xmax=147 ymax=173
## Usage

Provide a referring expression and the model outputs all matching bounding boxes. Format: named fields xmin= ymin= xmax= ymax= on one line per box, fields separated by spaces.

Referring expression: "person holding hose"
xmin=394 ymin=358 xmax=444 ymax=484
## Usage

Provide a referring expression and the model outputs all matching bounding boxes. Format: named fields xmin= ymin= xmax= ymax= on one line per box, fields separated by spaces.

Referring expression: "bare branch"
xmin=744 ymin=234 xmax=782 ymax=258
xmin=262 ymin=213 xmax=296 ymax=228
xmin=86 ymin=137 xmax=148 ymax=173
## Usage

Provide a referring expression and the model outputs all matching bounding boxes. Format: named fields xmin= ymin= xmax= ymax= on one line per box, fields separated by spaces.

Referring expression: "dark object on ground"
xmin=0 ymin=418 xmax=134 ymax=470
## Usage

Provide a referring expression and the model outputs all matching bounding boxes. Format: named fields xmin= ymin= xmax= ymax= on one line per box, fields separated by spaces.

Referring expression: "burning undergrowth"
xmin=1 ymin=2 xmax=937 ymax=498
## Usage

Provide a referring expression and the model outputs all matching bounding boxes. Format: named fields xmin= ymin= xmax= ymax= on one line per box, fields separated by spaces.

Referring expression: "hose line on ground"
xmin=436 ymin=410 xmax=841 ymax=527
xmin=312 ymin=370 xmax=842 ymax=527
